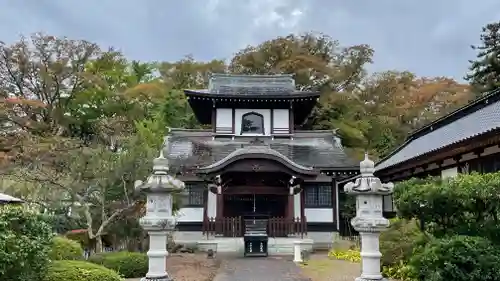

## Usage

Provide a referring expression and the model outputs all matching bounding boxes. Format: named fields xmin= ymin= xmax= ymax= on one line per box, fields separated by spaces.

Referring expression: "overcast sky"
xmin=1 ymin=0 xmax=500 ymax=81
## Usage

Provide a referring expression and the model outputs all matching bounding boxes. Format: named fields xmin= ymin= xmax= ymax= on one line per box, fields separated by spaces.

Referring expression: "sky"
xmin=1 ymin=0 xmax=500 ymax=81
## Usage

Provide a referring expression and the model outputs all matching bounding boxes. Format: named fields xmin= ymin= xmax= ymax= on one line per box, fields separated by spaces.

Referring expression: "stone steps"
xmin=197 ymin=237 xmax=313 ymax=255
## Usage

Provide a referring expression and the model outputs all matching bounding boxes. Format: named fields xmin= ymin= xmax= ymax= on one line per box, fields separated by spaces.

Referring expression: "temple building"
xmin=164 ymin=73 xmax=360 ymax=253
xmin=376 ymin=88 xmax=500 ymax=182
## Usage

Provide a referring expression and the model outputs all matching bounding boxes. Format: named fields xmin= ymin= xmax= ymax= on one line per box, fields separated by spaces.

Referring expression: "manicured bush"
xmin=49 ymin=236 xmax=84 ymax=260
xmin=394 ymin=173 xmax=500 ymax=243
xmin=43 ymin=260 xmax=122 ymax=281
xmin=0 ymin=205 xmax=53 ymax=281
xmin=88 ymin=251 xmax=148 ymax=278
xmin=380 ymin=218 xmax=428 ymax=267
xmin=408 ymin=235 xmax=500 ymax=281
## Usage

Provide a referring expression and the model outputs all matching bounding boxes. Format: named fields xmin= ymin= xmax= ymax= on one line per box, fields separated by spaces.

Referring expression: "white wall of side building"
xmin=176 ymin=207 xmax=203 ymax=222
xmin=304 ymin=208 xmax=333 ymax=223
xmin=441 ymin=166 xmax=458 ymax=179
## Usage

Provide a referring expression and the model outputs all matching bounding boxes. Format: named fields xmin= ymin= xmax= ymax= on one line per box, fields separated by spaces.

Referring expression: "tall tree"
xmin=158 ymin=55 xmax=226 ymax=89
xmin=360 ymin=72 xmax=471 ymax=157
xmin=230 ymin=32 xmax=373 ymax=93
xmin=0 ymin=33 xmax=172 ymax=251
xmin=0 ymin=33 xmax=101 ymax=137
xmin=466 ymin=21 xmax=500 ymax=95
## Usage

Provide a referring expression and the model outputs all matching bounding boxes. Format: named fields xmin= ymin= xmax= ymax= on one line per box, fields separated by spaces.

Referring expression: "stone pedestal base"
xmin=141 ymin=275 xmax=173 ymax=281
xmin=355 ymin=277 xmax=387 ymax=281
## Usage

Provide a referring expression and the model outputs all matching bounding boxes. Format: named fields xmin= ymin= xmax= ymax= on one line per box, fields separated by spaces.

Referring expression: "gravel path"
xmin=213 ymin=256 xmax=310 ymax=281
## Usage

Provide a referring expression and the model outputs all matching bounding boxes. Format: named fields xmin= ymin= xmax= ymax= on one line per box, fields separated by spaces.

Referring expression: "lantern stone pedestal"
xmin=135 ymin=149 xmax=185 ymax=281
xmin=344 ymin=154 xmax=394 ymax=281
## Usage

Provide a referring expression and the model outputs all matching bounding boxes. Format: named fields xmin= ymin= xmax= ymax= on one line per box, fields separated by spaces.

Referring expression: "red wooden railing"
xmin=203 ymin=216 xmax=307 ymax=238
xmin=203 ymin=217 xmax=243 ymax=237
xmin=268 ymin=217 xmax=307 ymax=238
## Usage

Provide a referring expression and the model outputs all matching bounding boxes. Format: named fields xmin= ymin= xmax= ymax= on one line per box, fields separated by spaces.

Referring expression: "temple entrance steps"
xmin=173 ymin=231 xmax=336 ymax=253
xmin=196 ymin=237 xmax=313 ymax=255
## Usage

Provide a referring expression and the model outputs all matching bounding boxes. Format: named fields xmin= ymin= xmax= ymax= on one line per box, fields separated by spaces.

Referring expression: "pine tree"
xmin=466 ymin=21 xmax=500 ymax=95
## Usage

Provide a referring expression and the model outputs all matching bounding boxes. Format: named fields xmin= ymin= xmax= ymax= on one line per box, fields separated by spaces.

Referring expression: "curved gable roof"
xmin=196 ymin=145 xmax=318 ymax=175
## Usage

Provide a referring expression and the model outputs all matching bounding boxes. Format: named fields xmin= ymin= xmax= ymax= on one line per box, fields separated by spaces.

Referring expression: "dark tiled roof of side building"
xmin=163 ymin=129 xmax=359 ymax=172
xmin=376 ymin=88 xmax=500 ymax=172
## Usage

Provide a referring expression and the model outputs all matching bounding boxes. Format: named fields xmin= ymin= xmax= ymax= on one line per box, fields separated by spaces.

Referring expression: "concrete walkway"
xmin=213 ymin=256 xmax=310 ymax=281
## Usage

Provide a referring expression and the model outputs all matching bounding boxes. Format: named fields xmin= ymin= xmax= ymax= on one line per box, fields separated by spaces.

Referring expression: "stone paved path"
xmin=213 ymin=256 xmax=310 ymax=281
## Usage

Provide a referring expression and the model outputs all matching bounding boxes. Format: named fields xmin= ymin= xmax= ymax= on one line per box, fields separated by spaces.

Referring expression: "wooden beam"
xmin=224 ymin=185 xmax=288 ymax=195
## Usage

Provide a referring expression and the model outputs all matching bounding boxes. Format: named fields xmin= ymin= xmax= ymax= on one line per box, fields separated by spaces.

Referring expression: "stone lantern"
xmin=135 ymin=146 xmax=185 ymax=281
xmin=344 ymin=154 xmax=394 ymax=281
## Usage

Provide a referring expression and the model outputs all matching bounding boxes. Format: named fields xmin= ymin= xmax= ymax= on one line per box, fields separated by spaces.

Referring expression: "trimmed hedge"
xmin=43 ymin=260 xmax=122 ymax=281
xmin=49 ymin=236 xmax=84 ymax=260
xmin=88 ymin=251 xmax=148 ymax=278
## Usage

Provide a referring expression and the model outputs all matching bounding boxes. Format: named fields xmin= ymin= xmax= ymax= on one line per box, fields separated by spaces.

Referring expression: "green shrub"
xmin=49 ymin=236 xmax=84 ymax=260
xmin=382 ymin=260 xmax=413 ymax=281
xmin=408 ymin=235 xmax=500 ymax=281
xmin=0 ymin=205 xmax=53 ymax=281
xmin=89 ymin=251 xmax=148 ymax=278
xmin=380 ymin=218 xmax=428 ymax=266
xmin=43 ymin=260 xmax=122 ymax=281
xmin=394 ymin=173 xmax=500 ymax=243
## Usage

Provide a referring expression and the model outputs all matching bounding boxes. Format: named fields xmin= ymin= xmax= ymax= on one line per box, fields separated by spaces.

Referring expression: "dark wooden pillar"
xmin=211 ymin=101 xmax=216 ymax=133
xmin=216 ymin=190 xmax=224 ymax=219
xmin=300 ymin=188 xmax=305 ymax=220
xmin=203 ymin=189 xmax=208 ymax=220
xmin=332 ymin=177 xmax=337 ymax=229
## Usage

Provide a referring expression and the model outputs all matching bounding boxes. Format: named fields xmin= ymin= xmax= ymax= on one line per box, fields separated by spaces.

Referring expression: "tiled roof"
xmin=208 ymin=73 xmax=296 ymax=92
xmin=185 ymin=73 xmax=318 ymax=97
xmin=376 ymin=89 xmax=500 ymax=171
xmin=163 ymin=129 xmax=359 ymax=173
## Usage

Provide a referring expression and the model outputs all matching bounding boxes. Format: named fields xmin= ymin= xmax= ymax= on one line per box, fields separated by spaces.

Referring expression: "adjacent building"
xmin=164 ymin=73 xmax=360 ymax=252
xmin=376 ymin=88 xmax=500 ymax=181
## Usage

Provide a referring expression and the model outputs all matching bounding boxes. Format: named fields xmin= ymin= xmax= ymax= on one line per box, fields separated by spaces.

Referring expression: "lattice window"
xmin=183 ymin=184 xmax=205 ymax=207
xmin=304 ymin=184 xmax=332 ymax=207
